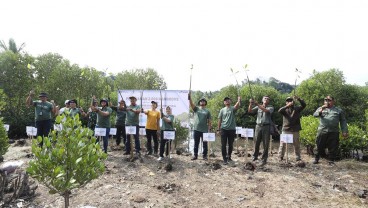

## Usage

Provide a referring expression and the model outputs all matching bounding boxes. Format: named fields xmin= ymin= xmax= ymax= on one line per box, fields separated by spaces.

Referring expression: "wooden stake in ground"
xmin=188 ymin=64 xmax=193 ymax=152
xmin=244 ymin=136 xmax=249 ymax=163
xmin=203 ymin=132 xmax=215 ymax=162
xmin=286 ymin=141 xmax=289 ymax=164
xmin=200 ymin=138 xmax=203 ymax=156
xmin=130 ymin=134 xmax=134 ymax=161
xmin=236 ymin=137 xmax=240 ymax=154
xmin=169 ymin=139 xmax=172 ymax=163
xmin=269 ymin=135 xmax=273 ymax=155
xmin=208 ymin=141 xmax=212 ymax=162
xmin=280 ymin=133 xmax=293 ymax=164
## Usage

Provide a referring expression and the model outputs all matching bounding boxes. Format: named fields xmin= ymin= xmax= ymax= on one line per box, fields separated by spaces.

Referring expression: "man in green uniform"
xmin=124 ymin=96 xmax=141 ymax=155
xmin=111 ymin=99 xmax=127 ymax=148
xmin=92 ymin=98 xmax=112 ymax=153
xmin=313 ymin=95 xmax=349 ymax=164
xmin=26 ymin=91 xmax=57 ymax=145
xmin=189 ymin=93 xmax=212 ymax=160
xmin=217 ymin=96 xmax=241 ymax=165
xmin=248 ymin=95 xmax=274 ymax=166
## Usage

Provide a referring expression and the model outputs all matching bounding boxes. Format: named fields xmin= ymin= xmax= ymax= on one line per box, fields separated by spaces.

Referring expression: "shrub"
xmin=27 ymin=114 xmax=107 ymax=208
xmin=340 ymin=124 xmax=367 ymax=159
xmin=173 ymin=119 xmax=189 ymax=149
xmin=300 ymin=115 xmax=319 ymax=147
xmin=0 ymin=118 xmax=9 ymax=160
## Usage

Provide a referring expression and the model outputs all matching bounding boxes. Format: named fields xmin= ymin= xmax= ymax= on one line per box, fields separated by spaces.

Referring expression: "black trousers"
xmin=193 ymin=130 xmax=208 ymax=157
xmin=115 ymin=124 xmax=126 ymax=146
xmin=125 ymin=125 xmax=141 ymax=153
xmin=159 ymin=130 xmax=173 ymax=157
xmin=35 ymin=119 xmax=52 ymax=146
xmin=315 ymin=131 xmax=339 ymax=161
xmin=146 ymin=129 xmax=158 ymax=153
xmin=220 ymin=129 xmax=236 ymax=161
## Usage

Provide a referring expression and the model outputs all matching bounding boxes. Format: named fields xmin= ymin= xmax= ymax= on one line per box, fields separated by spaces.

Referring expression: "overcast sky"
xmin=1 ymin=0 xmax=367 ymax=91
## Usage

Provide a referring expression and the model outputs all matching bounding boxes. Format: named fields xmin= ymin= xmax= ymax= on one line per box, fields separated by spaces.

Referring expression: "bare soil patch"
xmin=2 ymin=139 xmax=368 ymax=208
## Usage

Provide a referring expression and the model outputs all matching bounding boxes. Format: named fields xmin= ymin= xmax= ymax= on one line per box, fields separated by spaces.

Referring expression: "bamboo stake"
xmin=286 ymin=142 xmax=289 ymax=164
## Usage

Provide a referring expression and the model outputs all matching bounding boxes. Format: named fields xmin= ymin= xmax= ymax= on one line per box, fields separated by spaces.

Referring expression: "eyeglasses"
xmin=324 ymin=99 xmax=332 ymax=102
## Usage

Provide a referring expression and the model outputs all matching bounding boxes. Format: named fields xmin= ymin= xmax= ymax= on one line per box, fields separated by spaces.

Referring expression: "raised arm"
xmin=26 ymin=90 xmax=34 ymax=107
xmin=234 ymin=96 xmax=241 ymax=110
xmin=188 ymin=92 xmax=196 ymax=110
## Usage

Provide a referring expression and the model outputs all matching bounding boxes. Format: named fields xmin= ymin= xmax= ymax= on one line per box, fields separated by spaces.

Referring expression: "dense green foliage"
xmin=300 ymin=115 xmax=368 ymax=159
xmin=0 ymin=47 xmax=167 ymax=137
xmin=299 ymin=115 xmax=319 ymax=148
xmin=27 ymin=114 xmax=107 ymax=207
xmin=0 ymin=118 xmax=9 ymax=159
xmin=340 ymin=124 xmax=367 ymax=158
xmin=173 ymin=119 xmax=189 ymax=148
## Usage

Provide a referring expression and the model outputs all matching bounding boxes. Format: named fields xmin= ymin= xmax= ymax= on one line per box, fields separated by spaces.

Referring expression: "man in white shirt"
xmin=59 ymin=100 xmax=70 ymax=115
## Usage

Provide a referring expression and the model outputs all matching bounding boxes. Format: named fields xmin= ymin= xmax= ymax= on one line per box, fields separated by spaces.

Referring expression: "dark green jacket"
xmin=313 ymin=106 xmax=348 ymax=133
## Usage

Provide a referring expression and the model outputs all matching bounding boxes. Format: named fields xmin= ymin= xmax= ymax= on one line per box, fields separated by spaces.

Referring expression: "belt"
xmin=257 ymin=123 xmax=270 ymax=127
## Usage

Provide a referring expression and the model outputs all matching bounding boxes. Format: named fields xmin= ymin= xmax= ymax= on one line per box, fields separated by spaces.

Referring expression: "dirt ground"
xmin=2 ymin=138 xmax=368 ymax=208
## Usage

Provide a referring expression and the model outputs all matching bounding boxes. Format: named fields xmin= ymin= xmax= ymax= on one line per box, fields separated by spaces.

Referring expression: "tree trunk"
xmin=64 ymin=191 xmax=70 ymax=208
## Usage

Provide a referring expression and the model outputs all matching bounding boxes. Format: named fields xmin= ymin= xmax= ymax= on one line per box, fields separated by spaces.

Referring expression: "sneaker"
xmin=228 ymin=158 xmax=233 ymax=162
xmin=260 ymin=160 xmax=267 ymax=166
xmin=328 ymin=161 xmax=336 ymax=166
xmin=203 ymin=157 xmax=208 ymax=161
xmin=223 ymin=160 xmax=228 ymax=165
xmin=279 ymin=157 xmax=284 ymax=162
xmin=296 ymin=158 xmax=301 ymax=161
xmin=157 ymin=157 xmax=163 ymax=161
xmin=123 ymin=152 xmax=130 ymax=155
xmin=191 ymin=156 xmax=198 ymax=161
xmin=313 ymin=159 xmax=319 ymax=164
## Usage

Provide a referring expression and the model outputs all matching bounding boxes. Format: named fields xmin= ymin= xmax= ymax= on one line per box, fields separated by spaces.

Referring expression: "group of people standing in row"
xmin=189 ymin=93 xmax=348 ymax=166
xmin=25 ymin=90 xmax=175 ymax=160
xmin=26 ymin=90 xmax=349 ymax=166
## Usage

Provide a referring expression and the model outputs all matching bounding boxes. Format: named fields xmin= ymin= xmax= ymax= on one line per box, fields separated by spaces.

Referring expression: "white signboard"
xmin=109 ymin=128 xmax=117 ymax=135
xmin=236 ymin=126 xmax=242 ymax=134
xmin=163 ymin=131 xmax=175 ymax=140
xmin=94 ymin=128 xmax=107 ymax=137
xmin=126 ymin=126 xmax=137 ymax=135
xmin=4 ymin=124 xmax=9 ymax=132
xmin=139 ymin=113 xmax=147 ymax=128
xmin=280 ymin=134 xmax=294 ymax=143
xmin=139 ymin=128 xmax=146 ymax=135
xmin=54 ymin=124 xmax=63 ymax=131
xmin=241 ymin=128 xmax=254 ymax=138
xmin=26 ymin=126 xmax=37 ymax=136
xmin=203 ymin=133 xmax=216 ymax=142
xmin=118 ymin=90 xmax=189 ymax=127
